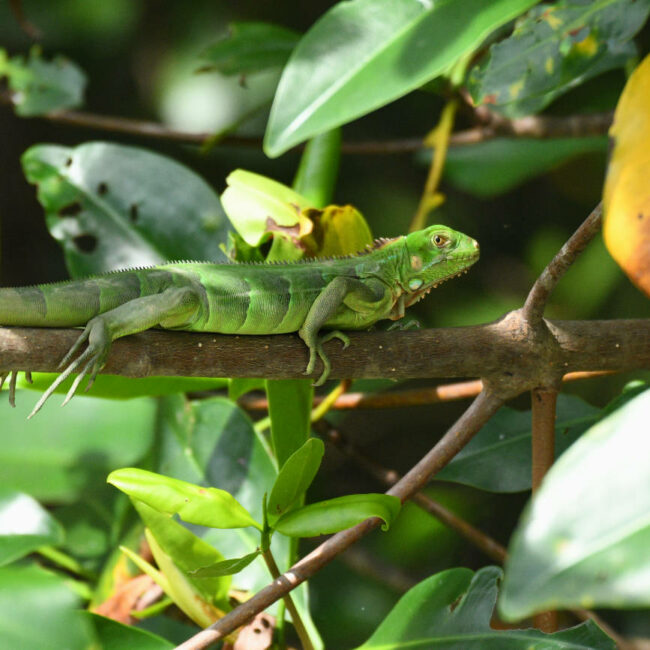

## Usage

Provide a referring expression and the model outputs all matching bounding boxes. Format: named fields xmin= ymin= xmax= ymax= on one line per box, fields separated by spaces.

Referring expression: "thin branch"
xmin=314 ymin=420 xmax=507 ymax=564
xmin=530 ymin=388 xmax=559 ymax=633
xmin=523 ymin=203 xmax=603 ymax=322
xmin=175 ymin=389 xmax=504 ymax=649
xmin=239 ymin=371 xmax=613 ymax=412
xmin=0 ymin=93 xmax=612 ymax=154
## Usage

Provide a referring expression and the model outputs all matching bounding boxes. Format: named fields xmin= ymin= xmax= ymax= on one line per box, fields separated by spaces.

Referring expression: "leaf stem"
xmin=36 ymin=545 xmax=96 ymax=580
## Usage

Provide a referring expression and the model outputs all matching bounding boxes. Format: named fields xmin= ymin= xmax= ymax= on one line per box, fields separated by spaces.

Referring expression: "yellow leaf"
xmin=603 ymin=54 xmax=650 ymax=297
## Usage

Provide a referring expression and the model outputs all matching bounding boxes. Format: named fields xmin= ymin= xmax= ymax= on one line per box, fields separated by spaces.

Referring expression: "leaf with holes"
xmin=199 ymin=22 xmax=300 ymax=76
xmin=21 ymin=142 xmax=229 ymax=278
xmin=355 ymin=566 xmax=615 ymax=649
xmin=469 ymin=0 xmax=648 ymax=117
xmin=0 ymin=47 xmax=86 ymax=116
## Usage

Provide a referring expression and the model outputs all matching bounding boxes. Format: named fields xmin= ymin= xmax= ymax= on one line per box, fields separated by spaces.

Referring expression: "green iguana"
xmin=0 ymin=225 xmax=479 ymax=417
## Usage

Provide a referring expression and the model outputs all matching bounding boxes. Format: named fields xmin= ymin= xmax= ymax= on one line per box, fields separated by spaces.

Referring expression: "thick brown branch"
xmin=176 ymin=389 xmax=503 ymax=649
xmin=523 ymin=203 xmax=603 ymax=322
xmin=2 ymin=318 xmax=648 ymax=385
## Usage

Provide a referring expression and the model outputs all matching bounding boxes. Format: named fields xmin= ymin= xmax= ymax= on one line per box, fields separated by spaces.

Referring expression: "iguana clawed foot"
xmin=27 ymin=319 xmax=111 ymax=419
xmin=304 ymin=330 xmax=349 ymax=387
xmin=1 ymin=370 xmax=32 ymax=407
xmin=387 ymin=318 xmax=420 ymax=331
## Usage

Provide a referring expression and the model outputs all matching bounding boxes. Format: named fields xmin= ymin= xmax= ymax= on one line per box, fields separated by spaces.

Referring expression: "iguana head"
xmin=400 ymin=225 xmax=479 ymax=305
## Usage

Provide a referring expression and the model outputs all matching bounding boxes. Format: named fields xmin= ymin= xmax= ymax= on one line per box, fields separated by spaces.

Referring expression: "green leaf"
xmin=132 ymin=500 xmax=230 ymax=606
xmin=355 ymin=566 xmax=615 ymax=649
xmin=274 ymin=493 xmax=401 ymax=537
xmin=264 ymin=0 xmax=538 ymax=156
xmin=469 ymin=0 xmax=648 ymax=117
xmin=500 ymin=388 xmax=650 ymax=619
xmin=0 ymin=47 xmax=86 ymax=116
xmin=268 ymin=439 xmax=325 ymax=524
xmin=267 ymin=379 xmax=313 ymax=468
xmin=0 ymin=564 xmax=96 ymax=649
xmin=0 ymin=488 xmax=64 ymax=565
xmin=21 ymin=142 xmax=228 ymax=278
xmin=220 ymin=168 xmax=312 ymax=247
xmin=199 ymin=22 xmax=300 ymax=76
xmin=108 ymin=468 xmax=261 ymax=531
xmin=439 ymin=136 xmax=607 ymax=197
xmin=16 ymin=372 xmax=228 ymax=400
xmin=437 ymin=395 xmax=599 ymax=492
xmin=86 ymin=612 xmax=173 ymax=650
xmin=189 ymin=551 xmax=261 ymax=578
xmin=1 ymin=390 xmax=156 ymax=503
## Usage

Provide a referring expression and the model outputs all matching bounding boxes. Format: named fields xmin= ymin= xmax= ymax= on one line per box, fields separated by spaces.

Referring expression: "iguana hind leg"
xmin=299 ymin=277 xmax=386 ymax=386
xmin=28 ymin=286 xmax=200 ymax=418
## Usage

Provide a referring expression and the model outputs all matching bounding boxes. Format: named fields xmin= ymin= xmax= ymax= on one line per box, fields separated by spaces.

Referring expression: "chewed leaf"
xmin=0 ymin=46 xmax=86 ymax=116
xmin=469 ymin=0 xmax=647 ymax=117
xmin=603 ymin=53 xmax=650 ymax=297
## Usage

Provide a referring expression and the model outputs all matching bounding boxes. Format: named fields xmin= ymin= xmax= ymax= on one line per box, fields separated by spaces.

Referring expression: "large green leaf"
xmin=268 ymin=438 xmax=325 ymax=524
xmin=355 ymin=566 xmax=615 ymax=649
xmin=86 ymin=613 xmax=173 ymax=650
xmin=0 ymin=488 xmax=64 ymax=565
xmin=22 ymin=142 xmax=228 ymax=278
xmin=264 ymin=0 xmax=538 ymax=156
xmin=0 ymin=564 xmax=95 ymax=649
xmin=274 ymin=493 xmax=401 ymax=537
xmin=199 ymin=22 xmax=300 ymax=76
xmin=1 ymin=390 xmax=156 ymax=503
xmin=437 ymin=395 xmax=599 ymax=492
xmin=500 ymin=388 xmax=650 ymax=619
xmin=440 ymin=136 xmax=607 ymax=197
xmin=108 ymin=468 xmax=261 ymax=530
xmin=0 ymin=47 xmax=86 ymax=116
xmin=469 ymin=0 xmax=648 ymax=117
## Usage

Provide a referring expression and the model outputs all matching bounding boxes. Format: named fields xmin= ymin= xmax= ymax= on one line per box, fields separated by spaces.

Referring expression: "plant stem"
xmin=37 ymin=546 xmax=95 ymax=580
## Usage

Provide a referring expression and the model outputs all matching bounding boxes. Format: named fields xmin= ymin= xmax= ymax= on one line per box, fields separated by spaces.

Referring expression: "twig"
xmin=239 ymin=372 xmax=613 ymax=413
xmin=0 ymin=93 xmax=612 ymax=154
xmin=523 ymin=203 xmax=603 ymax=322
xmin=530 ymin=388 xmax=559 ymax=633
xmin=174 ymin=389 xmax=504 ymax=649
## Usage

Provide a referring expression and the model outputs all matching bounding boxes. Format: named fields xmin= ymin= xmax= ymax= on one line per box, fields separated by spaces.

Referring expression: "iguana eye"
xmin=432 ymin=234 xmax=449 ymax=248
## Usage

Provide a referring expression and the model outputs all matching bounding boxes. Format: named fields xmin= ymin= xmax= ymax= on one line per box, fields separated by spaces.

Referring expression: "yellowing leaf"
xmin=603 ymin=53 xmax=650 ymax=297
xmin=301 ymin=205 xmax=373 ymax=257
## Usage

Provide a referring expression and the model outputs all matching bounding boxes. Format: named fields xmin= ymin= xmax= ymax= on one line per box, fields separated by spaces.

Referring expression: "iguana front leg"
xmin=27 ymin=286 xmax=200 ymax=418
xmin=299 ymin=277 xmax=387 ymax=386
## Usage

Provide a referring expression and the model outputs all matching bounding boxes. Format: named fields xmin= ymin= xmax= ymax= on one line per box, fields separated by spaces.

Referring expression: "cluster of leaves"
xmin=1 ymin=0 xmax=650 ymax=648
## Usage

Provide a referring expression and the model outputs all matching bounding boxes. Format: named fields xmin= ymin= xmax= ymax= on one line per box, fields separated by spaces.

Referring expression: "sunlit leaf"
xmin=603 ymin=52 xmax=650 ymax=297
xmin=108 ymin=468 xmax=262 ymax=531
xmin=268 ymin=439 xmax=324 ymax=524
xmin=265 ymin=0 xmax=538 ymax=156
xmin=500 ymin=388 xmax=650 ymax=619
xmin=22 ymin=142 xmax=228 ymax=277
xmin=274 ymin=493 xmax=401 ymax=537
xmin=0 ymin=46 xmax=86 ymax=116
xmin=0 ymin=488 xmax=64 ymax=565
xmin=199 ymin=22 xmax=299 ymax=76
xmin=355 ymin=566 xmax=615 ymax=649
xmin=469 ymin=0 xmax=647 ymax=117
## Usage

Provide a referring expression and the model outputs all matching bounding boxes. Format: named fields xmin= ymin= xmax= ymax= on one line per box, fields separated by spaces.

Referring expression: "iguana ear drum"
xmin=410 ymin=255 xmax=423 ymax=270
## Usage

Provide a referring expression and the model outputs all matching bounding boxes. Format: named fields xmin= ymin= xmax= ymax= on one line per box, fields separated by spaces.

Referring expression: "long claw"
xmin=61 ymin=356 xmax=96 ymax=407
xmin=57 ymin=329 xmax=90 ymax=369
xmin=24 ymin=371 xmax=33 ymax=384
xmin=0 ymin=372 xmax=7 ymax=391
xmin=28 ymin=347 xmax=94 ymax=419
xmin=310 ymin=331 xmax=349 ymax=386
xmin=9 ymin=371 xmax=17 ymax=408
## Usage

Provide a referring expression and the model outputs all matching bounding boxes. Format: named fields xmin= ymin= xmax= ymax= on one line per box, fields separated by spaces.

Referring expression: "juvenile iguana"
xmin=0 ymin=225 xmax=479 ymax=417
